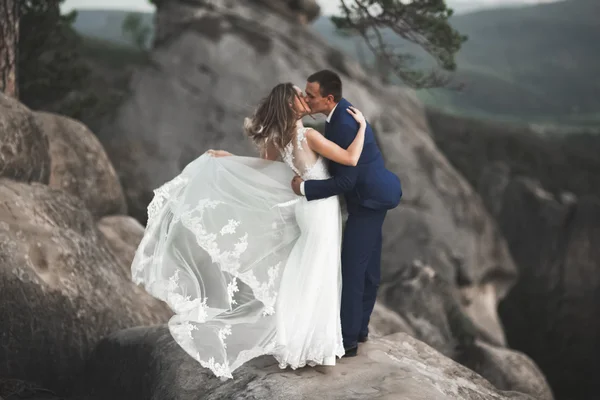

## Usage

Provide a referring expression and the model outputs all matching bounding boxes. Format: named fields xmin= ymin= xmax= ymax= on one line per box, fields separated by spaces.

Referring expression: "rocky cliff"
xmin=428 ymin=110 xmax=600 ymax=400
xmin=97 ymin=0 xmax=518 ymax=363
xmin=0 ymin=93 xmax=172 ymax=393
xmin=0 ymin=0 xmax=556 ymax=399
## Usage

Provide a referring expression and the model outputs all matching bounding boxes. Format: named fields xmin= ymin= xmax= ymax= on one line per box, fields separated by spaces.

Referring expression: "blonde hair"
xmin=244 ymin=83 xmax=305 ymax=152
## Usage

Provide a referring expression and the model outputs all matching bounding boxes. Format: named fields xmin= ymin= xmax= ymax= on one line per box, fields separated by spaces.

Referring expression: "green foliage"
xmin=314 ymin=0 xmax=600 ymax=124
xmin=122 ymin=13 xmax=151 ymax=50
xmin=331 ymin=0 xmax=467 ymax=89
xmin=18 ymin=0 xmax=91 ymax=115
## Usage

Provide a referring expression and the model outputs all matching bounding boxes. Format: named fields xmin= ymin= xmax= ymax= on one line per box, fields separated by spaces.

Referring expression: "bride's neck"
xmin=295 ymin=118 xmax=304 ymax=128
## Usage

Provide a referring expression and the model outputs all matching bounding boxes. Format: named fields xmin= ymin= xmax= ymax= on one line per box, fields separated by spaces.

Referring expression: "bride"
xmin=131 ymin=83 xmax=367 ymax=379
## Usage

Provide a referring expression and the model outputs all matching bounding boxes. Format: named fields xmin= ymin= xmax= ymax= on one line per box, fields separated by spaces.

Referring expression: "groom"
xmin=292 ymin=70 xmax=402 ymax=356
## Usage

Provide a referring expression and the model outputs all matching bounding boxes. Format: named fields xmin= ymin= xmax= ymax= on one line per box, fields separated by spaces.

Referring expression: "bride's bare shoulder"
xmin=304 ymin=128 xmax=326 ymax=142
xmin=304 ymin=127 xmax=324 ymax=137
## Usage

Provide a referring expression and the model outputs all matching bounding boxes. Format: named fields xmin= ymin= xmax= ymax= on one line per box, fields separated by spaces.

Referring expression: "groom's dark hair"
xmin=307 ymin=70 xmax=342 ymax=103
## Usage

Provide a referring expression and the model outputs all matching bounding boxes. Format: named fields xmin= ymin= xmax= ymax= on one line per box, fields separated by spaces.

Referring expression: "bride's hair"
xmin=244 ymin=83 xmax=305 ymax=151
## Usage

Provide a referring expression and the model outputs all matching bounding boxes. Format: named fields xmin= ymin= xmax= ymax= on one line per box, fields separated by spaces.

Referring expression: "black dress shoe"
xmin=358 ymin=335 xmax=369 ymax=343
xmin=342 ymin=346 xmax=358 ymax=358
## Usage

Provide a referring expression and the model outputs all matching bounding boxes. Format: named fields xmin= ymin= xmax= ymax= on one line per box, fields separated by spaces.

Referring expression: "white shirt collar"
xmin=326 ymin=103 xmax=338 ymax=123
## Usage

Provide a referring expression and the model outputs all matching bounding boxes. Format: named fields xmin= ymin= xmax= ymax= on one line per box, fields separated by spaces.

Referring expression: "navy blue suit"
xmin=304 ymin=98 xmax=402 ymax=348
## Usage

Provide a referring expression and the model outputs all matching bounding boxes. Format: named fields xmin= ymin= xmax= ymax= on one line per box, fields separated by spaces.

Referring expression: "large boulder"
xmin=368 ymin=301 xmax=415 ymax=338
xmin=0 ymin=379 xmax=63 ymax=400
xmin=0 ymin=179 xmax=171 ymax=393
xmin=427 ymin=111 xmax=600 ymax=399
xmin=460 ymin=340 xmax=553 ymax=400
xmin=252 ymin=0 xmax=321 ymax=24
xmin=98 ymin=0 xmax=517 ymax=362
xmin=478 ymin=171 xmax=600 ymax=400
xmin=35 ymin=111 xmax=127 ymax=219
xmin=0 ymin=93 xmax=50 ymax=183
xmin=74 ymin=326 xmax=541 ymax=400
xmin=369 ymin=301 xmax=552 ymax=400
xmin=97 ymin=215 xmax=145 ymax=270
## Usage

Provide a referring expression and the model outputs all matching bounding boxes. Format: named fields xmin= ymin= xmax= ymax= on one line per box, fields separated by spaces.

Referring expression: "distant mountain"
xmin=72 ymin=1 xmax=600 ymax=126
xmin=72 ymin=9 xmax=153 ymax=47
xmin=313 ymin=0 xmax=600 ymax=125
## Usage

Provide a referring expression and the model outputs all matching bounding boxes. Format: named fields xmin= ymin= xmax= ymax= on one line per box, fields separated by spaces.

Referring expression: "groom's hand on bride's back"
xmin=291 ymin=176 xmax=304 ymax=196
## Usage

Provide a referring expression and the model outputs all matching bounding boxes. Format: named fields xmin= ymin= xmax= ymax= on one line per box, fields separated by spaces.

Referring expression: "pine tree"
xmin=122 ymin=13 xmax=151 ymax=50
xmin=0 ymin=0 xmax=19 ymax=98
xmin=18 ymin=0 xmax=89 ymax=111
xmin=331 ymin=0 xmax=467 ymax=88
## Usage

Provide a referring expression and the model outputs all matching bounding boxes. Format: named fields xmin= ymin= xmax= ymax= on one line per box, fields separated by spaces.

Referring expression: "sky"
xmin=62 ymin=0 xmax=560 ymax=14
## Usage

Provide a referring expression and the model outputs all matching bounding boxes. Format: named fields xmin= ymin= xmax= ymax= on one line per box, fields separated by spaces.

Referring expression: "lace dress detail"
xmin=280 ymin=126 xmax=331 ymax=181
xmin=132 ymin=131 xmax=344 ymax=379
xmin=274 ymin=124 xmax=345 ymax=370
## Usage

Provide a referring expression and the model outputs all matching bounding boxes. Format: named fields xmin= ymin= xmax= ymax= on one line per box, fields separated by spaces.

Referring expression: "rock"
xmin=490 ymin=177 xmax=600 ymax=400
xmin=460 ymin=283 xmax=506 ymax=347
xmin=376 ymin=259 xmax=554 ymax=398
xmin=82 ymin=1 xmax=555 ymax=396
xmin=97 ymin=0 xmax=516 ymax=358
xmin=0 ymin=378 xmax=64 ymax=400
xmin=559 ymin=191 xmax=577 ymax=206
xmin=426 ymin=111 xmax=600 ymax=398
xmin=248 ymin=0 xmax=320 ymax=24
xmin=369 ymin=299 xmax=551 ymax=399
xmin=0 ymin=93 xmax=50 ymax=183
xmin=97 ymin=215 xmax=145 ymax=270
xmin=35 ymin=112 xmax=127 ymax=219
xmin=478 ymin=161 xmax=511 ymax=217
xmin=426 ymin=108 xmax=600 ymax=205
xmin=466 ymin=341 xmax=553 ymax=400
xmin=75 ymin=326 xmax=538 ymax=400
xmin=368 ymin=302 xmax=414 ymax=338
xmin=380 ymin=259 xmax=501 ymax=358
xmin=427 ymin=112 xmax=600 ymax=398
xmin=0 ymin=179 xmax=171 ymax=393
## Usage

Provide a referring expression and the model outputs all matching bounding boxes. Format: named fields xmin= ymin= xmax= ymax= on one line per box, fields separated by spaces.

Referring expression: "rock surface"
xmin=0 ymin=179 xmax=170 ymax=391
xmin=426 ymin=109 xmax=600 ymax=204
xmin=369 ymin=302 xmax=552 ymax=400
xmin=251 ymin=0 xmax=321 ymax=24
xmin=35 ymin=111 xmax=127 ymax=219
xmin=460 ymin=340 xmax=553 ymax=400
xmin=0 ymin=94 xmax=169 ymax=396
xmin=98 ymin=215 xmax=145 ymax=270
xmin=97 ymin=0 xmax=517 ymax=365
xmin=0 ymin=93 xmax=171 ymax=396
xmin=0 ymin=94 xmax=50 ymax=183
xmin=0 ymin=2 xmax=558 ymax=399
xmin=0 ymin=379 xmax=64 ymax=400
xmin=368 ymin=302 xmax=415 ymax=338
xmin=75 ymin=326 xmax=540 ymax=400
xmin=427 ymin=111 xmax=600 ymax=399
xmin=478 ymin=169 xmax=600 ymax=400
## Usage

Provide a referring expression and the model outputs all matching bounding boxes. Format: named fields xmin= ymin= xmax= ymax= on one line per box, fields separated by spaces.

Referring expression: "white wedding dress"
xmin=131 ymin=124 xmax=345 ymax=379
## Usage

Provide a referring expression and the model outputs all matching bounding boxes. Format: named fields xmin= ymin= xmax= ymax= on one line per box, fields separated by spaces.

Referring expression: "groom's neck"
xmin=323 ymin=102 xmax=338 ymax=116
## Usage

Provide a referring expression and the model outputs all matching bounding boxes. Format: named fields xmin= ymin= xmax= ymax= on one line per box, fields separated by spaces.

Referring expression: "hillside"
xmin=313 ymin=0 xmax=600 ymax=126
xmin=71 ymin=2 xmax=600 ymax=126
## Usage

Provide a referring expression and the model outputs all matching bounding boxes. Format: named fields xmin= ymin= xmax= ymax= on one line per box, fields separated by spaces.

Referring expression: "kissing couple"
xmin=132 ymin=69 xmax=402 ymax=378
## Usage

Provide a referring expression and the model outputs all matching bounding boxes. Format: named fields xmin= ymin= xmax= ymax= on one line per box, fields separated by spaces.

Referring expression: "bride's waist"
xmin=301 ymin=173 xmax=331 ymax=180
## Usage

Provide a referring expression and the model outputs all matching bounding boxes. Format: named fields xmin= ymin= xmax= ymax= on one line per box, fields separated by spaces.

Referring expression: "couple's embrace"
xmin=131 ymin=70 xmax=402 ymax=379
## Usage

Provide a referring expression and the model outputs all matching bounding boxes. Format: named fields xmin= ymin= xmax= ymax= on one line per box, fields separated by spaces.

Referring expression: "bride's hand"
xmin=347 ymin=106 xmax=366 ymax=126
xmin=207 ymin=149 xmax=233 ymax=158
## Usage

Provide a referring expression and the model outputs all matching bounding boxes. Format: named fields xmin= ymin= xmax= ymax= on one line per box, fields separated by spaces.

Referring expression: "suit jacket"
xmin=304 ymin=98 xmax=402 ymax=211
